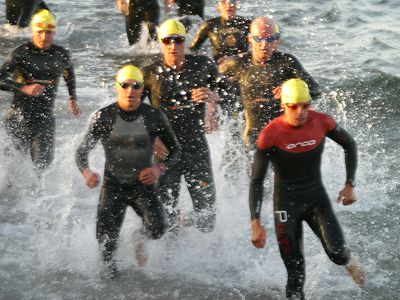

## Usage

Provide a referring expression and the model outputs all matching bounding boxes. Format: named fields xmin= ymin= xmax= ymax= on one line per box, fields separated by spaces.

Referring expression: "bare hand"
xmin=116 ymin=0 xmax=128 ymax=15
xmin=251 ymin=219 xmax=267 ymax=248
xmin=153 ymin=137 xmax=169 ymax=162
xmin=204 ymin=102 xmax=218 ymax=134
xmin=273 ymin=86 xmax=281 ymax=100
xmin=139 ymin=165 xmax=163 ymax=185
xmin=337 ymin=184 xmax=357 ymax=206
xmin=20 ymin=83 xmax=45 ymax=97
xmin=68 ymin=97 xmax=81 ymax=118
xmin=164 ymin=0 xmax=174 ymax=13
xmin=191 ymin=88 xmax=219 ymax=104
xmin=82 ymin=168 xmax=100 ymax=188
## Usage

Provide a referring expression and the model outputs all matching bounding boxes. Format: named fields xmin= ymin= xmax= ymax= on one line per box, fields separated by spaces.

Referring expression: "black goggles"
xmin=251 ymin=33 xmax=280 ymax=43
xmin=118 ymin=82 xmax=143 ymax=90
xmin=161 ymin=36 xmax=186 ymax=45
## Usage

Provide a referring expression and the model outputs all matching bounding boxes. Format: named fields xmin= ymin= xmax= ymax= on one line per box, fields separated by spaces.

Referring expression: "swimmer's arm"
xmin=326 ymin=125 xmax=358 ymax=186
xmin=76 ymin=112 xmax=104 ymax=172
xmin=249 ymin=148 xmax=270 ymax=220
xmin=0 ymin=51 xmax=24 ymax=92
xmin=156 ymin=111 xmax=182 ymax=169
xmin=250 ymin=148 xmax=270 ymax=249
xmin=62 ymin=50 xmax=77 ymax=99
xmin=189 ymin=22 xmax=210 ymax=53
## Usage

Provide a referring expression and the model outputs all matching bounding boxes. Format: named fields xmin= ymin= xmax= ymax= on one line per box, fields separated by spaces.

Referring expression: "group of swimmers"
xmin=1 ymin=1 xmax=365 ymax=299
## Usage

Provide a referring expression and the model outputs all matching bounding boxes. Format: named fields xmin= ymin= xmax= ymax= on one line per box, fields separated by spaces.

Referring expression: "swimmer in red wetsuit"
xmin=249 ymin=79 xmax=365 ymax=299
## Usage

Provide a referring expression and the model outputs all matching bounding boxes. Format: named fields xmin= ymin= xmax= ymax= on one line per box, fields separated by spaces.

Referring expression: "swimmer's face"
xmin=116 ymin=79 xmax=144 ymax=111
xmin=218 ymin=0 xmax=238 ymax=21
xmin=161 ymin=35 xmax=186 ymax=64
xmin=283 ymin=102 xmax=311 ymax=127
xmin=32 ymin=30 xmax=54 ymax=50
xmin=249 ymin=21 xmax=280 ymax=63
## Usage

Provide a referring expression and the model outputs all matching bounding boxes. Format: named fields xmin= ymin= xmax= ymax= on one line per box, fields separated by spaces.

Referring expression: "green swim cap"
xmin=116 ymin=65 xmax=143 ymax=84
xmin=31 ymin=9 xmax=56 ymax=32
xmin=158 ymin=19 xmax=187 ymax=41
xmin=281 ymin=78 xmax=311 ymax=104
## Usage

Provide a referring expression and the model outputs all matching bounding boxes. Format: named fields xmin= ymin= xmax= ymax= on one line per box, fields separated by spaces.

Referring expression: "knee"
xmin=145 ymin=223 xmax=166 ymax=240
xmin=326 ymin=245 xmax=351 ymax=265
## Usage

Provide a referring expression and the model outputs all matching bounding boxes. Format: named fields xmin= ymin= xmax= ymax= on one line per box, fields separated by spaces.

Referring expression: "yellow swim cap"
xmin=116 ymin=65 xmax=144 ymax=84
xmin=281 ymin=78 xmax=311 ymax=104
xmin=158 ymin=19 xmax=187 ymax=41
xmin=30 ymin=9 xmax=56 ymax=32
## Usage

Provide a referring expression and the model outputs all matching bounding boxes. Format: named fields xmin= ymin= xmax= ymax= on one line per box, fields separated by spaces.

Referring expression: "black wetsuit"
xmin=142 ymin=54 xmax=233 ymax=232
xmin=189 ymin=16 xmax=251 ymax=63
xmin=76 ymin=102 xmax=181 ymax=264
xmin=5 ymin=0 xmax=50 ymax=27
xmin=174 ymin=0 xmax=204 ymax=30
xmin=125 ymin=0 xmax=160 ymax=45
xmin=221 ymin=51 xmax=321 ymax=145
xmin=250 ymin=111 xmax=357 ymax=299
xmin=176 ymin=0 xmax=204 ymax=18
xmin=0 ymin=41 xmax=76 ymax=172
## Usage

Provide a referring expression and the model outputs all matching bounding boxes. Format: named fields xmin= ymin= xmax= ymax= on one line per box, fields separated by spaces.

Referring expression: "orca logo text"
xmin=286 ymin=140 xmax=316 ymax=150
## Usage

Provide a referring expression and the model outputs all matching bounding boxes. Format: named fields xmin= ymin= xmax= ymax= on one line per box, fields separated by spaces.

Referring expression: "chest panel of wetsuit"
xmin=10 ymin=43 xmax=70 ymax=116
xmin=257 ymin=111 xmax=336 ymax=188
xmin=208 ymin=17 xmax=249 ymax=60
xmin=15 ymin=43 xmax=67 ymax=85
xmin=105 ymin=113 xmax=152 ymax=183
xmin=144 ymin=56 xmax=216 ymax=139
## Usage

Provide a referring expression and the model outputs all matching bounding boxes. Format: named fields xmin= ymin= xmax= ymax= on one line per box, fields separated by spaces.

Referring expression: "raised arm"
xmin=189 ymin=22 xmax=210 ymax=53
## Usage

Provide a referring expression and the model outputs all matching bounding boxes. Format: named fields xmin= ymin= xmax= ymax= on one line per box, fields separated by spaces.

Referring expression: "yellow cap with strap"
xmin=30 ymin=9 xmax=56 ymax=32
xmin=116 ymin=65 xmax=144 ymax=84
xmin=158 ymin=19 xmax=187 ymax=41
xmin=281 ymin=78 xmax=311 ymax=104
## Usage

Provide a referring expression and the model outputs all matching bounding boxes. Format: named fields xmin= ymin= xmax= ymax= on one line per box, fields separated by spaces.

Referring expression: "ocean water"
xmin=0 ymin=0 xmax=399 ymax=299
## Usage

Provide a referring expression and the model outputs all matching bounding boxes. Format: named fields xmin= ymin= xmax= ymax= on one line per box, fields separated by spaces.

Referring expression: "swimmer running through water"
xmin=249 ymin=78 xmax=365 ymax=299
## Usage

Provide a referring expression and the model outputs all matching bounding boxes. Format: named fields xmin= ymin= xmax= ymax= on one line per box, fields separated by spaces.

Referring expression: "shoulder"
xmin=10 ymin=42 xmax=31 ymax=56
xmin=256 ymin=116 xmax=283 ymax=149
xmin=200 ymin=18 xmax=216 ymax=29
xmin=93 ymin=103 xmax=117 ymax=120
xmin=142 ymin=60 xmax=162 ymax=76
xmin=310 ymin=110 xmax=336 ymax=132
xmin=235 ymin=16 xmax=251 ymax=26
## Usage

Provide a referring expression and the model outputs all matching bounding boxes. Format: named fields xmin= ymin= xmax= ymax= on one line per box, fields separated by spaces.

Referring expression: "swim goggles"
xmin=251 ymin=33 xmax=280 ymax=43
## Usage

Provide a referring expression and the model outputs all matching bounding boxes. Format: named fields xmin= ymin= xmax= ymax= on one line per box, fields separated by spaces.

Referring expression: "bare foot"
xmin=346 ymin=256 xmax=365 ymax=288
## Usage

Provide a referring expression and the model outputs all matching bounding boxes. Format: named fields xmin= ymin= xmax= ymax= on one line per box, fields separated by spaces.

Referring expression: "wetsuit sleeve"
xmin=218 ymin=55 xmax=240 ymax=79
xmin=189 ymin=21 xmax=210 ymax=53
xmin=249 ymin=148 xmax=271 ymax=220
xmin=62 ymin=50 xmax=77 ymax=99
xmin=156 ymin=110 xmax=182 ymax=168
xmin=326 ymin=125 xmax=357 ymax=182
xmin=287 ymin=54 xmax=321 ymax=99
xmin=76 ymin=111 xmax=105 ymax=172
xmin=0 ymin=49 xmax=23 ymax=92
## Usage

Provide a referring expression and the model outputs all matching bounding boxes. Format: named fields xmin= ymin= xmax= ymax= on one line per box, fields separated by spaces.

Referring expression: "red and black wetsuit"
xmin=189 ymin=16 xmax=251 ymax=63
xmin=0 ymin=41 xmax=76 ymax=172
xmin=125 ymin=0 xmax=160 ymax=45
xmin=5 ymin=0 xmax=50 ymax=28
xmin=249 ymin=111 xmax=357 ymax=299
xmin=76 ymin=102 xmax=181 ymax=264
